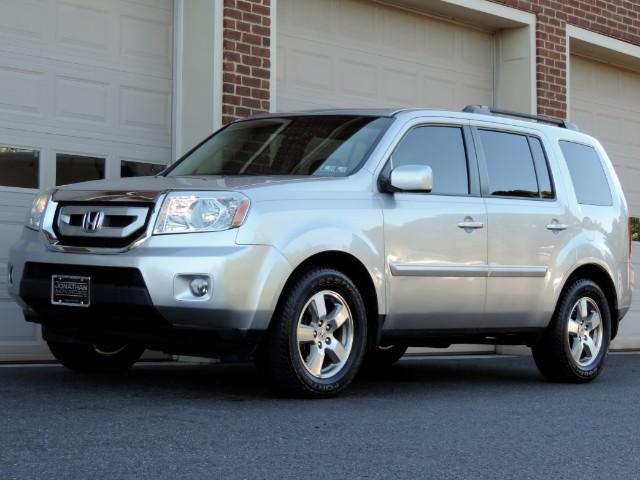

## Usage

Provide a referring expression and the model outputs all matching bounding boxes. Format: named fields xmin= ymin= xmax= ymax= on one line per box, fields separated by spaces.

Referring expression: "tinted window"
xmin=56 ymin=154 xmax=105 ymax=186
xmin=0 ymin=146 xmax=39 ymax=189
xmin=529 ymin=137 xmax=554 ymax=199
xmin=167 ymin=116 xmax=391 ymax=177
xmin=479 ymin=130 xmax=539 ymax=198
xmin=560 ymin=141 xmax=613 ymax=206
xmin=392 ymin=126 xmax=469 ymax=195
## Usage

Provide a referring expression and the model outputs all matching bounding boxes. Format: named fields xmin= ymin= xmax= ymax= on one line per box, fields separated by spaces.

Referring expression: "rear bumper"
xmin=8 ymin=228 xmax=292 ymax=338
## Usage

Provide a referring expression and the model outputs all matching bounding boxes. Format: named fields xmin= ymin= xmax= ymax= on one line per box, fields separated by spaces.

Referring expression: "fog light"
xmin=190 ymin=277 xmax=210 ymax=297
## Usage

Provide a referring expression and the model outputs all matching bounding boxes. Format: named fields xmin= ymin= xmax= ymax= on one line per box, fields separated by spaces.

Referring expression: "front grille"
xmin=53 ymin=202 xmax=154 ymax=249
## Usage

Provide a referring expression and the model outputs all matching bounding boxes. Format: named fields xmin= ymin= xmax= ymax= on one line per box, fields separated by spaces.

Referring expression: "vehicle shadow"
xmin=17 ymin=355 xmax=547 ymax=403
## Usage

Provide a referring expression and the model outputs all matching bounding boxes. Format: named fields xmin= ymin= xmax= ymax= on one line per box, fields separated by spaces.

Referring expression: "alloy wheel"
xmin=566 ymin=297 xmax=604 ymax=369
xmin=296 ymin=290 xmax=354 ymax=379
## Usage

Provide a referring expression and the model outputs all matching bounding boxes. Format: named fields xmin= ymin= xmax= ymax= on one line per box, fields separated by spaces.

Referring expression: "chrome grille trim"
xmin=41 ymin=191 xmax=167 ymax=255
xmin=52 ymin=190 xmax=164 ymax=203
xmin=57 ymin=205 xmax=149 ymax=239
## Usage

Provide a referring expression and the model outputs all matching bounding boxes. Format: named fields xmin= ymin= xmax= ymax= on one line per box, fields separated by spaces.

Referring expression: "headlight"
xmin=153 ymin=191 xmax=250 ymax=235
xmin=26 ymin=190 xmax=52 ymax=231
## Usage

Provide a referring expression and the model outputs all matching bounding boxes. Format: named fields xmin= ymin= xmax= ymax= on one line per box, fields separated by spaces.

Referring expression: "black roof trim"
xmin=463 ymin=105 xmax=579 ymax=131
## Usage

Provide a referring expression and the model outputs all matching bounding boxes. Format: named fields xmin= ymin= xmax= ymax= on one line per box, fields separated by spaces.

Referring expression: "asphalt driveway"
xmin=1 ymin=353 xmax=639 ymax=479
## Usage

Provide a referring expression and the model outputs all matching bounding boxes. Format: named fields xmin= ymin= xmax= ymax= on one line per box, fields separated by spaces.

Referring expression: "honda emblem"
xmin=82 ymin=211 xmax=105 ymax=233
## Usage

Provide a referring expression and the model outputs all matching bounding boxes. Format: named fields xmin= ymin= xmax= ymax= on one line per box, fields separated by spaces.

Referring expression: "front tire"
xmin=532 ymin=279 xmax=610 ymax=383
xmin=48 ymin=341 xmax=145 ymax=373
xmin=259 ymin=267 xmax=368 ymax=398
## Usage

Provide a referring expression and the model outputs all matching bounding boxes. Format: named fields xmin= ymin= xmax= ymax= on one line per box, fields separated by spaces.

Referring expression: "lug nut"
xmin=317 ymin=341 xmax=322 ymax=348
xmin=325 ymin=324 xmax=331 ymax=331
xmin=313 ymin=331 xmax=318 ymax=338
xmin=325 ymin=338 xmax=331 ymax=344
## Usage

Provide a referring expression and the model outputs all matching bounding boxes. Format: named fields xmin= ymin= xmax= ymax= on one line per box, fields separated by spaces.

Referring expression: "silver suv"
xmin=7 ymin=106 xmax=634 ymax=397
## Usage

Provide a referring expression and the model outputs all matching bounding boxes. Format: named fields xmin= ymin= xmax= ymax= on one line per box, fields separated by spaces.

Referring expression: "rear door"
xmin=473 ymin=125 xmax=573 ymax=328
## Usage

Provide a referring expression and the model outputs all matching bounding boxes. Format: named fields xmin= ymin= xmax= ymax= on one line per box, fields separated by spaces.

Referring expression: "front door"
xmin=381 ymin=122 xmax=488 ymax=331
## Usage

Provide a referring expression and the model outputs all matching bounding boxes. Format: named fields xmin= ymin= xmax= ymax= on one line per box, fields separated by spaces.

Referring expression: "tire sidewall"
xmin=286 ymin=270 xmax=367 ymax=395
xmin=560 ymin=281 xmax=611 ymax=380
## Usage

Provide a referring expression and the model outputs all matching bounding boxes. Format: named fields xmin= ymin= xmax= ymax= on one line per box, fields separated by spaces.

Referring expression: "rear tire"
xmin=532 ymin=279 xmax=610 ymax=383
xmin=48 ymin=341 xmax=145 ymax=373
xmin=259 ymin=266 xmax=367 ymax=398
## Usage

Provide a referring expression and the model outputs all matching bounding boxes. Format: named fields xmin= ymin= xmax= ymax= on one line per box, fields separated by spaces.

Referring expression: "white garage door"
xmin=277 ymin=0 xmax=494 ymax=111
xmin=277 ymin=0 xmax=495 ymax=353
xmin=570 ymin=54 xmax=640 ymax=349
xmin=0 ymin=0 xmax=174 ymax=360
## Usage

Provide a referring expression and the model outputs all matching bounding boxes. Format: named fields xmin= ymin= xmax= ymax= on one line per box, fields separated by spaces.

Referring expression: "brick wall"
xmin=221 ymin=0 xmax=640 ymax=122
xmin=222 ymin=0 xmax=271 ymax=125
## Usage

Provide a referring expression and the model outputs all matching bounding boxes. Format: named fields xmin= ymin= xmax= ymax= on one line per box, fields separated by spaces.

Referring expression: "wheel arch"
xmin=555 ymin=262 xmax=619 ymax=339
xmin=273 ymin=251 xmax=383 ymax=349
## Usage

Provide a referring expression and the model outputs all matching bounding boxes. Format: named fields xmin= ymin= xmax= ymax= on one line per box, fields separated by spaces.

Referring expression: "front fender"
xmin=236 ymin=198 xmax=386 ymax=315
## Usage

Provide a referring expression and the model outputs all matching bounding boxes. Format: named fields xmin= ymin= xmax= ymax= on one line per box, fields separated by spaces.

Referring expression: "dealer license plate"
xmin=51 ymin=275 xmax=91 ymax=307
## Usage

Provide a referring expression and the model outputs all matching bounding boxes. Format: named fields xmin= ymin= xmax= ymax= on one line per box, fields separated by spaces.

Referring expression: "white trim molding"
xmin=172 ymin=0 xmax=224 ymax=159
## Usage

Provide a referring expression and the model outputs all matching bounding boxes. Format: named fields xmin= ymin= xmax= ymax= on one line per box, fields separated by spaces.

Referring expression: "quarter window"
xmin=0 ymin=146 xmax=39 ymax=189
xmin=478 ymin=130 xmax=539 ymax=198
xmin=392 ymin=126 xmax=469 ymax=195
xmin=559 ymin=141 xmax=613 ymax=206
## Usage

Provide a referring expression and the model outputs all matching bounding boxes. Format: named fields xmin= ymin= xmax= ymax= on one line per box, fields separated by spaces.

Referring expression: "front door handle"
xmin=546 ymin=221 xmax=568 ymax=232
xmin=458 ymin=217 xmax=484 ymax=231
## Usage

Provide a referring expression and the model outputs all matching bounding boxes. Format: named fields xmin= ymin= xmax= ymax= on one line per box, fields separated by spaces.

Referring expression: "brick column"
xmin=222 ymin=0 xmax=272 ymax=125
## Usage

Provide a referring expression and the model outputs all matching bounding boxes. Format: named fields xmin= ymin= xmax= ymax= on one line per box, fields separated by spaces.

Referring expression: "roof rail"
xmin=462 ymin=105 xmax=579 ymax=131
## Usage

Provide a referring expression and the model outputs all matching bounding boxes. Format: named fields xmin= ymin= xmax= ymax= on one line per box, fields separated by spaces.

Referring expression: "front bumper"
xmin=8 ymin=228 xmax=292 ymax=335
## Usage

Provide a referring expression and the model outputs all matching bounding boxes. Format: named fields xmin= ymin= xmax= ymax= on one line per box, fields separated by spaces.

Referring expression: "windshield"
xmin=166 ymin=115 xmax=391 ymax=177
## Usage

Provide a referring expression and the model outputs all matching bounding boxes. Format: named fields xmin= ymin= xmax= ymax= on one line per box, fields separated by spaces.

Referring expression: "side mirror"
xmin=389 ymin=164 xmax=433 ymax=193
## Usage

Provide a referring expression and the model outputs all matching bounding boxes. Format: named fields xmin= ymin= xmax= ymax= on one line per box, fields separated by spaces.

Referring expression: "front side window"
xmin=391 ymin=125 xmax=469 ymax=195
xmin=0 ymin=146 xmax=39 ymax=189
xmin=167 ymin=115 xmax=391 ymax=178
xmin=478 ymin=130 xmax=539 ymax=198
xmin=559 ymin=141 xmax=613 ymax=206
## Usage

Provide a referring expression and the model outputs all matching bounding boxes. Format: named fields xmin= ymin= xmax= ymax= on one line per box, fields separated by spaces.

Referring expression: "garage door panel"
xmin=0 ymin=65 xmax=45 ymax=117
xmin=278 ymin=0 xmax=494 ymax=111
xmin=571 ymin=54 xmax=640 ymax=348
xmin=0 ymin=0 xmax=173 ymax=360
xmin=0 ymin=0 xmax=47 ymax=42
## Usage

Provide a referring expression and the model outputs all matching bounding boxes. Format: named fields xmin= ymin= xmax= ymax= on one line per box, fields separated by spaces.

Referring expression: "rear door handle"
xmin=546 ymin=222 xmax=568 ymax=231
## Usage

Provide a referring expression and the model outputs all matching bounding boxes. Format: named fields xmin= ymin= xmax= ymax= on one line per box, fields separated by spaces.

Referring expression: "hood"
xmin=52 ymin=174 xmax=367 ymax=202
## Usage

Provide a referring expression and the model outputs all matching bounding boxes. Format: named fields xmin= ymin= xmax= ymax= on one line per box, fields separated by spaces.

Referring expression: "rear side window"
xmin=392 ymin=126 xmax=469 ymax=195
xmin=559 ymin=141 xmax=613 ymax=206
xmin=478 ymin=130 xmax=540 ymax=198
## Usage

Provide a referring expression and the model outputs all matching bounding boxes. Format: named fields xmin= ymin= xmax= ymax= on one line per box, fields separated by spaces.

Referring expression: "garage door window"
xmin=121 ymin=160 xmax=166 ymax=178
xmin=559 ymin=141 xmax=613 ymax=207
xmin=391 ymin=126 xmax=469 ymax=195
xmin=0 ymin=146 xmax=39 ymax=189
xmin=56 ymin=154 xmax=105 ymax=186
